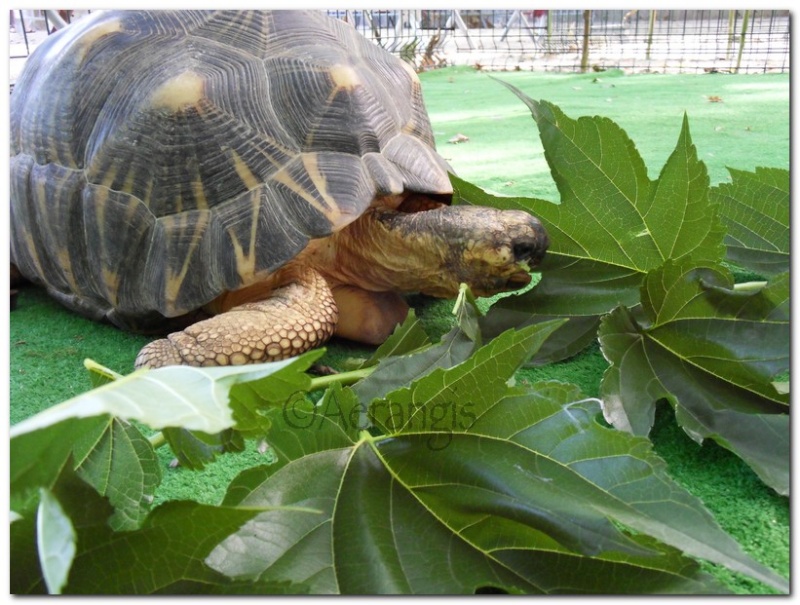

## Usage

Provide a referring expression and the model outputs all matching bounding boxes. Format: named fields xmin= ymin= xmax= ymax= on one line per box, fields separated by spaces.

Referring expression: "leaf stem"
xmin=149 ymin=432 xmax=166 ymax=449
xmin=733 ymin=281 xmax=768 ymax=292
xmin=309 ymin=366 xmax=374 ymax=391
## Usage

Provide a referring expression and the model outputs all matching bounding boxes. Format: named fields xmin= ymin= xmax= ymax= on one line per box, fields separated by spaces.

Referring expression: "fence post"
xmin=726 ymin=9 xmax=736 ymax=58
xmin=646 ymin=10 xmax=656 ymax=60
xmin=546 ymin=10 xmax=552 ymax=51
xmin=734 ymin=10 xmax=750 ymax=73
xmin=580 ymin=10 xmax=591 ymax=72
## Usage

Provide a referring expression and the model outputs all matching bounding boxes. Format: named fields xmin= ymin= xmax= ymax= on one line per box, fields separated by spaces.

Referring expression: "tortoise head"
xmin=419 ymin=204 xmax=549 ymax=297
xmin=328 ymin=202 xmax=548 ymax=299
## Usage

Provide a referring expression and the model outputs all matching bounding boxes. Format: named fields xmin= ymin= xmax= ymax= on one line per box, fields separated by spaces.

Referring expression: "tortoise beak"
xmin=503 ymin=215 xmax=548 ymax=292
xmin=512 ymin=222 xmax=549 ymax=268
xmin=506 ymin=270 xmax=533 ymax=290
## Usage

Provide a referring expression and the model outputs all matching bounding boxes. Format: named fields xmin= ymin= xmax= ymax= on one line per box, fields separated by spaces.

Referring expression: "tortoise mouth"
xmin=505 ymin=270 xmax=533 ymax=291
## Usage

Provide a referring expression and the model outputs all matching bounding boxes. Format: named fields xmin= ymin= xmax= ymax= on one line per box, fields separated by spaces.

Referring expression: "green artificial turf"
xmin=8 ymin=69 xmax=790 ymax=594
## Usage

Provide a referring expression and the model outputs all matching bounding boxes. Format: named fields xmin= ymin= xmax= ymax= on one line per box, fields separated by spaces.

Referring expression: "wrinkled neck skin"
xmin=303 ymin=203 xmax=547 ymax=298
xmin=304 ymin=207 xmax=457 ymax=296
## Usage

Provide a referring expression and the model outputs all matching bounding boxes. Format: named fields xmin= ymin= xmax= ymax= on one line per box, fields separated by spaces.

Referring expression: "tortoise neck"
xmin=303 ymin=207 xmax=462 ymax=297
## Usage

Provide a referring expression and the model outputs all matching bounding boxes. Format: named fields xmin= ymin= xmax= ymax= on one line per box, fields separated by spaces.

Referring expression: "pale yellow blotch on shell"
xmin=151 ymin=71 xmax=205 ymax=110
xmin=330 ymin=64 xmax=361 ymax=90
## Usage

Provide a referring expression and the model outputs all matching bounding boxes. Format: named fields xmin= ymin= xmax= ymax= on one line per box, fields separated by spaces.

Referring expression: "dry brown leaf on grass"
xmin=448 ymin=133 xmax=470 ymax=144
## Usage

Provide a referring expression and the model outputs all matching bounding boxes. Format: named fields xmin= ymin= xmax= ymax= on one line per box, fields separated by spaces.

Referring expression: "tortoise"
xmin=10 ymin=10 xmax=548 ymax=369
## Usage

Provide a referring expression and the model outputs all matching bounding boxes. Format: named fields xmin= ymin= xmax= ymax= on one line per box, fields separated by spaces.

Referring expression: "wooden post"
xmin=735 ymin=10 xmax=751 ymax=73
xmin=580 ymin=10 xmax=591 ymax=72
xmin=646 ymin=10 xmax=656 ymax=60
xmin=726 ymin=10 xmax=736 ymax=58
xmin=546 ymin=10 xmax=552 ymax=52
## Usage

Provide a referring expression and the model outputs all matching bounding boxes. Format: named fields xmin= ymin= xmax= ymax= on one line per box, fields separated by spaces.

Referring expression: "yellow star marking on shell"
xmin=102 ymin=266 xmax=121 ymax=305
xmin=150 ymin=71 xmax=205 ymax=111
xmin=227 ymin=191 xmax=261 ymax=285
xmin=122 ymin=165 xmax=136 ymax=194
xmin=21 ymin=178 xmax=51 ymax=281
xmin=272 ymin=155 xmax=343 ymax=226
xmin=228 ymin=147 xmax=261 ymax=191
xmin=192 ymin=179 xmax=209 ymax=210
xmin=20 ymin=230 xmax=45 ymax=281
xmin=55 ymin=240 xmax=79 ymax=294
xmin=98 ymin=160 xmax=119 ymax=189
xmin=79 ymin=17 xmax=122 ymax=47
xmin=302 ymin=154 xmax=332 ymax=211
xmin=161 ymin=211 xmax=211 ymax=308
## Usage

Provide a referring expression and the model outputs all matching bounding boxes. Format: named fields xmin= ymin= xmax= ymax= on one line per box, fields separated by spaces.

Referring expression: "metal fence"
xmin=9 ymin=9 xmax=791 ymax=78
xmin=327 ymin=9 xmax=790 ymax=74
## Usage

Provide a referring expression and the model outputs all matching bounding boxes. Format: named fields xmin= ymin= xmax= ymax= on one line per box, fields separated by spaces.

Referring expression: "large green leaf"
xmin=599 ymin=262 xmax=790 ymax=495
xmin=351 ymin=285 xmax=484 ymax=404
xmin=209 ymin=414 xmax=714 ymax=593
xmin=458 ymin=83 xmax=726 ymax=363
xmin=10 ymin=359 xmax=313 ymax=438
xmin=206 ymin=328 xmax=786 ymax=594
xmin=711 ymin=167 xmax=790 ymax=276
xmin=162 ymin=351 xmax=324 ymax=469
xmin=10 ymin=354 xmax=322 ymax=531
xmin=11 ymin=464 xmax=313 ymax=594
xmin=370 ymin=319 xmax=565 ymax=434
xmin=10 ymin=416 xmax=109 ymax=513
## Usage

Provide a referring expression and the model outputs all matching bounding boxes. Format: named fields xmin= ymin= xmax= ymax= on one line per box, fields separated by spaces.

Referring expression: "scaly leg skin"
xmin=134 ymin=267 xmax=338 ymax=369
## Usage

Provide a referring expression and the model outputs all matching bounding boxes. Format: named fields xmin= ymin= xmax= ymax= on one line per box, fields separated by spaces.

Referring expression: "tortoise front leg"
xmin=134 ymin=268 xmax=338 ymax=369
xmin=331 ymin=285 xmax=409 ymax=345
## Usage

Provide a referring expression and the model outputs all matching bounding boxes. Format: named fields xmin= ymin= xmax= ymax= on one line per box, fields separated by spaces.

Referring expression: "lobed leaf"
xmin=599 ymin=262 xmax=790 ymax=494
xmin=711 ymin=167 xmax=790 ymax=276
xmin=370 ymin=319 xmax=565 ymax=434
xmin=10 ymin=359 xmax=312 ymax=438
xmin=206 ymin=328 xmax=787 ymax=594
xmin=12 ymin=463 xmax=317 ymax=595
xmin=458 ymin=82 xmax=726 ymax=363
xmin=351 ymin=284 xmax=484 ymax=404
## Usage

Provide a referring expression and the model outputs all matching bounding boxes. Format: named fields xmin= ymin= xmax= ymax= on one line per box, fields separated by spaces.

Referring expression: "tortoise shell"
xmin=10 ymin=10 xmax=452 ymax=330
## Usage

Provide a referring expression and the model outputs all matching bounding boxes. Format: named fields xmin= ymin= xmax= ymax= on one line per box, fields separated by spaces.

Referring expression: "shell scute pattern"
xmin=10 ymin=10 xmax=451 ymax=328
